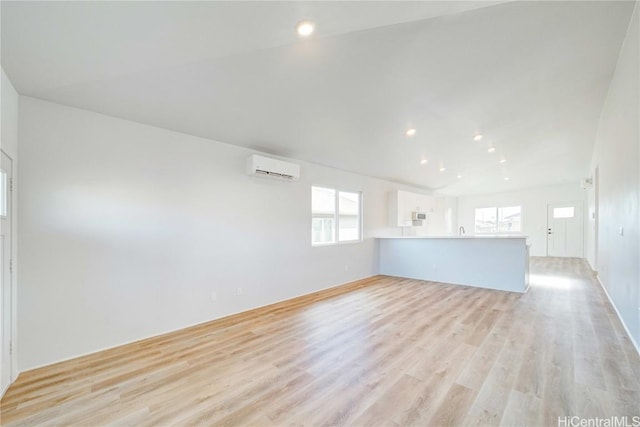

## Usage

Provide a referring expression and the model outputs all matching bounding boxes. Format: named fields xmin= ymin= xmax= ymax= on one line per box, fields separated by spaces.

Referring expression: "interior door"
xmin=1 ymin=151 xmax=13 ymax=394
xmin=547 ymin=201 xmax=583 ymax=257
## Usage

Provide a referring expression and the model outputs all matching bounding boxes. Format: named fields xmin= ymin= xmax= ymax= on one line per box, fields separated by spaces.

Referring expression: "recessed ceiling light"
xmin=488 ymin=147 xmax=496 ymax=153
xmin=439 ymin=167 xmax=446 ymax=172
xmin=500 ymin=159 xmax=507 ymax=163
xmin=420 ymin=159 xmax=428 ymax=165
xmin=406 ymin=128 xmax=416 ymax=137
xmin=296 ymin=21 xmax=315 ymax=37
xmin=504 ymin=177 xmax=510 ymax=181
xmin=457 ymin=175 xmax=462 ymax=179
xmin=474 ymin=134 xmax=483 ymax=142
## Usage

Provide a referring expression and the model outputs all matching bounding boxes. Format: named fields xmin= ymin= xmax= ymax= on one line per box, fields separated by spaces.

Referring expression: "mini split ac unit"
xmin=246 ymin=154 xmax=300 ymax=181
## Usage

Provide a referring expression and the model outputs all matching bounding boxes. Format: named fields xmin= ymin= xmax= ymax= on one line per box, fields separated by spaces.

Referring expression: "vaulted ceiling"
xmin=2 ymin=1 xmax=635 ymax=195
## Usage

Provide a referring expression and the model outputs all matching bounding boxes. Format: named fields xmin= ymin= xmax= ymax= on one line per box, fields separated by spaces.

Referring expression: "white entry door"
xmin=547 ymin=201 xmax=583 ymax=257
xmin=1 ymin=151 xmax=13 ymax=394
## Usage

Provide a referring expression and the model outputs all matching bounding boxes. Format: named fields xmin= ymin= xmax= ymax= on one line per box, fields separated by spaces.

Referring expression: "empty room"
xmin=1 ymin=1 xmax=639 ymax=426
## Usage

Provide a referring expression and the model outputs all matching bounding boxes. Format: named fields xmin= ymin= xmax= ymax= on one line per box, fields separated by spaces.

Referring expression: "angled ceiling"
xmin=2 ymin=1 xmax=635 ymax=195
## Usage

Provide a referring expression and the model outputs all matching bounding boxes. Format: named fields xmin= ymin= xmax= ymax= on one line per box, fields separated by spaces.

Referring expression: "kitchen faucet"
xmin=458 ymin=226 xmax=466 ymax=236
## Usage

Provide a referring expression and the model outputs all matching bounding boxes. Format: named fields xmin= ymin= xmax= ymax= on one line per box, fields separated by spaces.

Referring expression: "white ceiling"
xmin=2 ymin=1 xmax=635 ymax=195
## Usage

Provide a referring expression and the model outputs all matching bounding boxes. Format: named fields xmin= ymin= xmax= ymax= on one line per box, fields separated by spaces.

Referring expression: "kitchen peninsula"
xmin=377 ymin=235 xmax=529 ymax=293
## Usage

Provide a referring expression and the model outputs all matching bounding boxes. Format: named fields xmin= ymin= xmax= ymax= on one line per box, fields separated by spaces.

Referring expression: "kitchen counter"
xmin=377 ymin=235 xmax=529 ymax=293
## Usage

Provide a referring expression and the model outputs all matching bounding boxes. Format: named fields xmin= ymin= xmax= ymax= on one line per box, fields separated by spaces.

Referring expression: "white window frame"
xmin=474 ymin=205 xmax=522 ymax=234
xmin=311 ymin=186 xmax=363 ymax=246
xmin=552 ymin=206 xmax=575 ymax=219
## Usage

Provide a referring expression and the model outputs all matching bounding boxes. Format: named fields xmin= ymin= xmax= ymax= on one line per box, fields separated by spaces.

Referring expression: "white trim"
xmin=0 ymin=149 xmax=17 ymax=399
xmin=595 ymin=274 xmax=640 ymax=357
xmin=1 ymin=378 xmax=9 ymax=397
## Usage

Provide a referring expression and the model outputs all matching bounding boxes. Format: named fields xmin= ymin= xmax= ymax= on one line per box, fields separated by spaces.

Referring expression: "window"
xmin=474 ymin=207 xmax=497 ymax=233
xmin=553 ymin=207 xmax=574 ymax=219
xmin=312 ymin=187 xmax=335 ymax=245
xmin=474 ymin=206 xmax=521 ymax=233
xmin=312 ymin=186 xmax=361 ymax=245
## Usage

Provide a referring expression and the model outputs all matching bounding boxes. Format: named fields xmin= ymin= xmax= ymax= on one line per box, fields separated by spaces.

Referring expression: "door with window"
xmin=547 ymin=202 xmax=583 ymax=257
xmin=1 ymin=151 xmax=13 ymax=394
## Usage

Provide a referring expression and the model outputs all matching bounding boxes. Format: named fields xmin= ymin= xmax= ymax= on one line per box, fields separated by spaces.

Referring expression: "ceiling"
xmin=2 ymin=1 xmax=635 ymax=195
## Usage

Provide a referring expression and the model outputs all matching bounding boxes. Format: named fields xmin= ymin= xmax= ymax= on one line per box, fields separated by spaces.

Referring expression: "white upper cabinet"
xmin=388 ymin=190 xmax=434 ymax=227
xmin=388 ymin=190 xmax=457 ymax=234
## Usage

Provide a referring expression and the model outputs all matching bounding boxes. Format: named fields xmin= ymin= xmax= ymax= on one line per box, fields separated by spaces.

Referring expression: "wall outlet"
xmin=618 ymin=226 xmax=624 ymax=236
xmin=210 ymin=292 xmax=217 ymax=302
xmin=344 ymin=265 xmax=350 ymax=271
xmin=236 ymin=287 xmax=243 ymax=296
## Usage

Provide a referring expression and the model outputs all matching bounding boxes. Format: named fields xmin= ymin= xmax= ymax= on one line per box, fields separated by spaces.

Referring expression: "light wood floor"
xmin=1 ymin=257 xmax=639 ymax=426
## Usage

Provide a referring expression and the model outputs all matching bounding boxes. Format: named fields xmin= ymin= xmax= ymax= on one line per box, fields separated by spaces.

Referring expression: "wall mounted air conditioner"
xmin=246 ymin=154 xmax=300 ymax=181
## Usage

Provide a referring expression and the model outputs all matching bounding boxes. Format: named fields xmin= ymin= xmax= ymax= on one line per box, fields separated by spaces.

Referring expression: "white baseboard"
xmin=19 ymin=275 xmax=377 ymax=373
xmin=1 ymin=368 xmax=19 ymax=399
xmin=595 ymin=274 xmax=640 ymax=357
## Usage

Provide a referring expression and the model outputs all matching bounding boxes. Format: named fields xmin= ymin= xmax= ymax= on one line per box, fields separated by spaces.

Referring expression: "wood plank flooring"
xmin=1 ymin=257 xmax=639 ymax=426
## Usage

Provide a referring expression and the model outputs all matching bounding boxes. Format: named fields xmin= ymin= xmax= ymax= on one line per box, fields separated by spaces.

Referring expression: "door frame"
xmin=546 ymin=200 xmax=584 ymax=257
xmin=594 ymin=166 xmax=599 ymax=270
xmin=1 ymin=149 xmax=15 ymax=396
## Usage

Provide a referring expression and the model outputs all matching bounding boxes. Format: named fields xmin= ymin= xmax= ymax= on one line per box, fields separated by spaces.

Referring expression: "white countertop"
xmin=376 ymin=235 xmax=528 ymax=239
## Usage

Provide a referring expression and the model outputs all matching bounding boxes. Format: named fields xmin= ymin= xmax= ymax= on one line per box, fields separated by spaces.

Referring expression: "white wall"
xmin=422 ymin=196 xmax=458 ymax=236
xmin=1 ymin=68 xmax=19 ymax=393
xmin=586 ymin=4 xmax=639 ymax=349
xmin=1 ymin=71 xmax=19 ymax=160
xmin=457 ymin=184 xmax=587 ymax=257
xmin=18 ymin=96 xmax=427 ymax=371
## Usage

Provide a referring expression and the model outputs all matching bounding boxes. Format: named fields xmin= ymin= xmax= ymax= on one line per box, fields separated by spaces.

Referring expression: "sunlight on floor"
xmin=529 ymin=273 xmax=578 ymax=290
